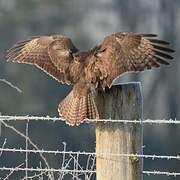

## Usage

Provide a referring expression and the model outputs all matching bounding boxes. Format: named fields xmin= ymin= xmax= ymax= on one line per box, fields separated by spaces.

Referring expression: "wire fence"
xmin=0 ymin=115 xmax=180 ymax=179
xmin=1 ymin=115 xmax=180 ymax=124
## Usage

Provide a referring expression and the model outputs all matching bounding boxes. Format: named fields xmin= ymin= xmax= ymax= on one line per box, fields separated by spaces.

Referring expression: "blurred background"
xmin=0 ymin=0 xmax=179 ymax=179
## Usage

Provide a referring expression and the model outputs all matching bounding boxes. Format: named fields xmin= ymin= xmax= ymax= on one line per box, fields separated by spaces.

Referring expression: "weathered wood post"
xmin=96 ymin=82 xmax=143 ymax=180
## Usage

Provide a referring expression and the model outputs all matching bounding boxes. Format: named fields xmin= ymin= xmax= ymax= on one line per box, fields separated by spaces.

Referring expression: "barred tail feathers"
xmin=58 ymin=89 xmax=99 ymax=126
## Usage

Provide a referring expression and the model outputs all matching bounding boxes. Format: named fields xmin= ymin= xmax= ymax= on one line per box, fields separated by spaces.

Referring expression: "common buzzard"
xmin=7 ymin=32 xmax=174 ymax=126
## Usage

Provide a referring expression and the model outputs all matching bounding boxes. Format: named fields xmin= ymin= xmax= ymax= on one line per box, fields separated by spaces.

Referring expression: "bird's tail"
xmin=58 ymin=88 xmax=99 ymax=126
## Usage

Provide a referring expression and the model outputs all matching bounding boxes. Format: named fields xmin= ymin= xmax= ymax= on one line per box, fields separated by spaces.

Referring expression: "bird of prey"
xmin=7 ymin=32 xmax=174 ymax=126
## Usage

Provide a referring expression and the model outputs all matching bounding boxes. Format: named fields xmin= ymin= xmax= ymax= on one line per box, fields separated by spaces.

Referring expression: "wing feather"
xmin=92 ymin=32 xmax=175 ymax=87
xmin=6 ymin=36 xmax=75 ymax=84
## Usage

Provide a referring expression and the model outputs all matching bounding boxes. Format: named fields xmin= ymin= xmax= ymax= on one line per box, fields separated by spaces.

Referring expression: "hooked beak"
xmin=73 ymin=52 xmax=80 ymax=58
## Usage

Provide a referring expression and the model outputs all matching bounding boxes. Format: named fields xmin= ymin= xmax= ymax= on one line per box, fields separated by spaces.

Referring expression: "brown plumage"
xmin=7 ymin=32 xmax=175 ymax=126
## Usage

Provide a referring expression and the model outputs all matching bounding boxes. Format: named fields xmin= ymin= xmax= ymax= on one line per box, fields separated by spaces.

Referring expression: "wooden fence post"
xmin=96 ymin=82 xmax=143 ymax=180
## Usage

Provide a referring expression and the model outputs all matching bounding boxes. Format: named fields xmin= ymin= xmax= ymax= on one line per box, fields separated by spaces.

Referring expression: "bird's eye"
xmin=94 ymin=48 xmax=106 ymax=57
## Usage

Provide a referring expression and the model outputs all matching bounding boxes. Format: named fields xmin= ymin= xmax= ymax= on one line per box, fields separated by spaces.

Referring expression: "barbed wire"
xmin=0 ymin=148 xmax=180 ymax=161
xmin=0 ymin=167 xmax=180 ymax=177
xmin=0 ymin=116 xmax=180 ymax=178
xmin=0 ymin=115 xmax=179 ymax=124
xmin=0 ymin=167 xmax=95 ymax=174
xmin=143 ymin=171 xmax=180 ymax=177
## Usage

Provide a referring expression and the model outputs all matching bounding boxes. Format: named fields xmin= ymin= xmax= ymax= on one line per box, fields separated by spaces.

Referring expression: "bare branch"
xmin=0 ymin=78 xmax=22 ymax=93
xmin=0 ymin=138 xmax=7 ymax=157
xmin=0 ymin=120 xmax=55 ymax=180
xmin=3 ymin=163 xmax=24 ymax=180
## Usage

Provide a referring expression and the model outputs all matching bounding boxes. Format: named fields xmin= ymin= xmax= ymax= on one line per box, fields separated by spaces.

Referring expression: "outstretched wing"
xmin=92 ymin=32 xmax=174 ymax=87
xmin=7 ymin=36 xmax=78 ymax=84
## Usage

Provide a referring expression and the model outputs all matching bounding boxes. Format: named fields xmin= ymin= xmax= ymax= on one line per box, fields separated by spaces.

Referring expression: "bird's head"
xmin=50 ymin=36 xmax=78 ymax=59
